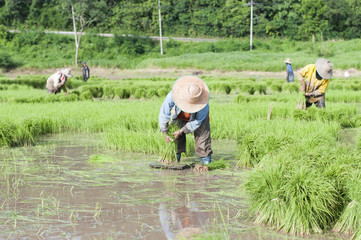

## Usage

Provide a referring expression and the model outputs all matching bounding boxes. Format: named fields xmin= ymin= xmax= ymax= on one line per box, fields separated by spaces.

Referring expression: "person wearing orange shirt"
xmin=159 ymin=76 xmax=212 ymax=165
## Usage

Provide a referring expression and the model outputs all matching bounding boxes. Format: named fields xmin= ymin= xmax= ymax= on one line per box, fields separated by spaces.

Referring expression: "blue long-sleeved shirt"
xmin=286 ymin=63 xmax=293 ymax=73
xmin=159 ymin=91 xmax=209 ymax=134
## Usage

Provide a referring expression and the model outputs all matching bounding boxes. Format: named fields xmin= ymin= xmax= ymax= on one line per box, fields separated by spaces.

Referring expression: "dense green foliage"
xmin=1 ymin=0 xmax=360 ymax=40
xmin=2 ymin=28 xmax=361 ymax=70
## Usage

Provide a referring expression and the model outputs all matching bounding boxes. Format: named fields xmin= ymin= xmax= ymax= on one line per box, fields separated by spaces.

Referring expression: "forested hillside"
xmin=0 ymin=0 xmax=360 ymax=40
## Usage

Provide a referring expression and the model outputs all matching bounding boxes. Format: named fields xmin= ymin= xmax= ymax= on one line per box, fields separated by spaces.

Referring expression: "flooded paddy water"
xmin=0 ymin=134 xmax=348 ymax=240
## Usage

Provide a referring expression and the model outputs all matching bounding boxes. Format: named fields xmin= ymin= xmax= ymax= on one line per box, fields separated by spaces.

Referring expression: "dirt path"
xmin=2 ymin=67 xmax=360 ymax=80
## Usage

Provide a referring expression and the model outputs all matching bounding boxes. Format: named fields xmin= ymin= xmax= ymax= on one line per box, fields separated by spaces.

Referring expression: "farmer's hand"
xmin=304 ymin=92 xmax=312 ymax=97
xmin=173 ymin=129 xmax=183 ymax=140
xmin=163 ymin=132 xmax=174 ymax=144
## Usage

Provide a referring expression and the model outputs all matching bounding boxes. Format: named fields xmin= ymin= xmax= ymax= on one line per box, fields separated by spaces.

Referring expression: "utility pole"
xmin=158 ymin=0 xmax=163 ymax=55
xmin=244 ymin=1 xmax=261 ymax=51
xmin=250 ymin=0 xmax=253 ymax=51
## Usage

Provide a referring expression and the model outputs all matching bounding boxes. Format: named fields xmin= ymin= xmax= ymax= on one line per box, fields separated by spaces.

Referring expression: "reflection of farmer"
xmin=81 ymin=61 xmax=90 ymax=82
xmin=297 ymin=58 xmax=333 ymax=108
xmin=284 ymin=58 xmax=294 ymax=82
xmin=159 ymin=202 xmax=206 ymax=240
xmin=159 ymin=76 xmax=212 ymax=165
xmin=46 ymin=68 xmax=72 ymax=94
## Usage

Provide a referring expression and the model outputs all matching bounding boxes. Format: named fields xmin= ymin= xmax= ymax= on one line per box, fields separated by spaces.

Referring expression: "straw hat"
xmin=61 ymin=68 xmax=73 ymax=77
xmin=172 ymin=76 xmax=209 ymax=113
xmin=315 ymin=58 xmax=333 ymax=79
xmin=284 ymin=58 xmax=291 ymax=64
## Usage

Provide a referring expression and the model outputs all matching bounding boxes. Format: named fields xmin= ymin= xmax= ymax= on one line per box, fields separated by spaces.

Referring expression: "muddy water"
xmin=0 ymin=134 xmax=347 ymax=240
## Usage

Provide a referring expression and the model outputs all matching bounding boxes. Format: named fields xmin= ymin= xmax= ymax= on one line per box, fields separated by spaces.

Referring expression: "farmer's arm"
xmin=87 ymin=67 xmax=90 ymax=78
xmin=297 ymin=65 xmax=311 ymax=92
xmin=159 ymin=91 xmax=175 ymax=133
xmin=180 ymin=104 xmax=209 ymax=134
xmin=308 ymin=80 xmax=330 ymax=97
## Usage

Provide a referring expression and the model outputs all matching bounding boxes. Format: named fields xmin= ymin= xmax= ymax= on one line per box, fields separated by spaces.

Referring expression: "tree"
xmin=0 ymin=0 xmax=32 ymax=25
xmin=299 ymin=0 xmax=328 ymax=41
xmin=61 ymin=0 xmax=107 ymax=67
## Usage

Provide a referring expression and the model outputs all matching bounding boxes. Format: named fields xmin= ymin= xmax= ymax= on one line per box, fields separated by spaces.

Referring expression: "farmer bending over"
xmin=159 ymin=76 xmax=212 ymax=165
xmin=46 ymin=68 xmax=72 ymax=94
xmin=298 ymin=58 xmax=333 ymax=108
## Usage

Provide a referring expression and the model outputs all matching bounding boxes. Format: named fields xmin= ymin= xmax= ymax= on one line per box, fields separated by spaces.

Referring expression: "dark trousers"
xmin=306 ymin=95 xmax=326 ymax=108
xmin=47 ymin=88 xmax=60 ymax=94
xmin=306 ymin=101 xmax=326 ymax=108
xmin=175 ymin=119 xmax=212 ymax=158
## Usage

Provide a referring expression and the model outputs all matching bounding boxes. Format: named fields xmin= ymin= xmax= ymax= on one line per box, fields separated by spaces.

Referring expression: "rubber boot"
xmin=177 ymin=153 xmax=181 ymax=163
xmin=200 ymin=155 xmax=211 ymax=165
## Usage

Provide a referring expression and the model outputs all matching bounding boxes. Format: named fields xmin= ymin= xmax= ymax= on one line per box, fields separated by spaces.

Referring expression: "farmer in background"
xmin=46 ymin=68 xmax=72 ymax=94
xmin=159 ymin=76 xmax=212 ymax=165
xmin=82 ymin=61 xmax=90 ymax=82
xmin=284 ymin=58 xmax=294 ymax=82
xmin=298 ymin=58 xmax=333 ymax=108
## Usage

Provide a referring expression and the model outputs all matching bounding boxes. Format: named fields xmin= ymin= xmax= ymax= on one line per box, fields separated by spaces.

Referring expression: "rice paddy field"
xmin=1 ymin=73 xmax=361 ymax=239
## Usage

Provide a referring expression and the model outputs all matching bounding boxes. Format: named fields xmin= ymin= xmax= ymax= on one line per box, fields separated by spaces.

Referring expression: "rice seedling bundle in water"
xmin=159 ymin=124 xmax=179 ymax=164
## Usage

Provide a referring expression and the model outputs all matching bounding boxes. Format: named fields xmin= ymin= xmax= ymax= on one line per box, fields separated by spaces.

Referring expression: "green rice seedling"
xmin=334 ymin=169 xmax=361 ymax=239
xmin=159 ymin=124 xmax=179 ymax=164
xmin=280 ymin=166 xmax=339 ymax=234
xmin=80 ymin=90 xmax=93 ymax=100
xmin=233 ymin=94 xmax=249 ymax=103
xmin=245 ymin=164 xmax=340 ymax=234
xmin=157 ymin=87 xmax=169 ymax=97
xmin=221 ymin=84 xmax=232 ymax=94
xmin=146 ymin=88 xmax=158 ymax=98
xmin=244 ymin=163 xmax=287 ymax=228
xmin=237 ymin=130 xmax=292 ymax=167
xmin=207 ymin=159 xmax=230 ymax=170
xmin=282 ymin=83 xmax=299 ymax=93
xmin=255 ymin=83 xmax=267 ymax=95
xmin=133 ymin=88 xmax=146 ymax=99
xmin=88 ymin=154 xmax=118 ymax=163
xmin=270 ymin=83 xmax=282 ymax=93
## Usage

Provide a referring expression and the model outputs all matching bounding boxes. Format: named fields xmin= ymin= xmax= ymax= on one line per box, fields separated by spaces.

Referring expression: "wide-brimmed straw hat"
xmin=284 ymin=58 xmax=292 ymax=64
xmin=172 ymin=76 xmax=209 ymax=113
xmin=315 ymin=58 xmax=333 ymax=79
xmin=61 ymin=68 xmax=73 ymax=77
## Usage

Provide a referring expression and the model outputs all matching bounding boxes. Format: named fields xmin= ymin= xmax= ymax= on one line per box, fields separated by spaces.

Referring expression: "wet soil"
xmin=0 ymin=134 xmax=348 ymax=240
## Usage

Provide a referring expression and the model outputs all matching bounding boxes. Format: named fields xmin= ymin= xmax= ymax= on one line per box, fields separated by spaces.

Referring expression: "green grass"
xmin=2 ymin=31 xmax=361 ymax=71
xmin=1 ymin=73 xmax=361 ymax=237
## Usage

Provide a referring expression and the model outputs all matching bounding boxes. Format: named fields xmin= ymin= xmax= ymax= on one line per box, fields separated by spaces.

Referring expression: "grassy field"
xmin=2 ymin=30 xmax=361 ymax=71
xmin=1 ymin=73 xmax=361 ymax=238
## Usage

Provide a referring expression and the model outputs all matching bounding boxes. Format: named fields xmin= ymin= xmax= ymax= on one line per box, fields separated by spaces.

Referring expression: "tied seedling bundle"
xmin=159 ymin=124 xmax=179 ymax=165
xmin=295 ymin=91 xmax=306 ymax=110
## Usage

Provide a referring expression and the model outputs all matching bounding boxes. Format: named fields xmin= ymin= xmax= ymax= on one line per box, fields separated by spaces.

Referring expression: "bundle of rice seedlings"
xmin=280 ymin=166 xmax=339 ymax=234
xmin=159 ymin=124 xmax=179 ymax=164
xmin=334 ymin=169 xmax=361 ymax=239
xmin=295 ymin=91 xmax=306 ymax=110
xmin=245 ymin=165 xmax=340 ymax=234
xmin=207 ymin=159 xmax=230 ymax=170
xmin=244 ymin=163 xmax=287 ymax=228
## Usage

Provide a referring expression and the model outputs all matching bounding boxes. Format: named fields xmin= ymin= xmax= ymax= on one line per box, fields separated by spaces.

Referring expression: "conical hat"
xmin=284 ymin=58 xmax=292 ymax=64
xmin=61 ymin=68 xmax=73 ymax=77
xmin=172 ymin=76 xmax=209 ymax=113
xmin=315 ymin=58 xmax=333 ymax=79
